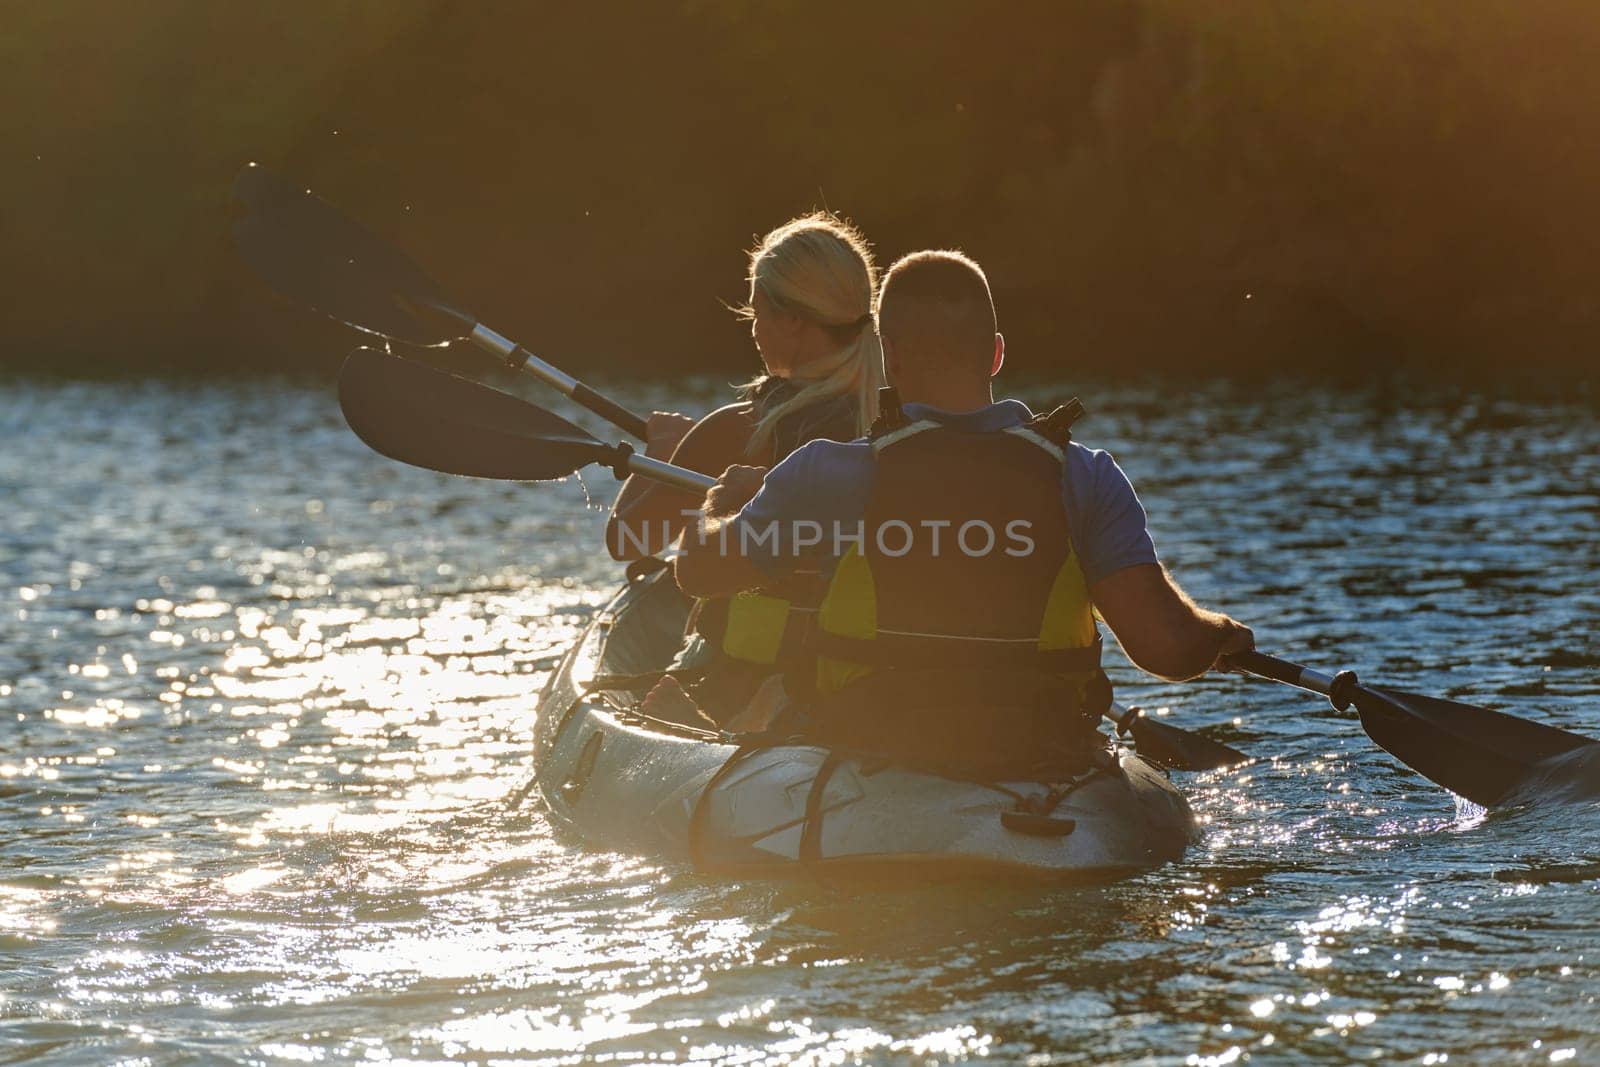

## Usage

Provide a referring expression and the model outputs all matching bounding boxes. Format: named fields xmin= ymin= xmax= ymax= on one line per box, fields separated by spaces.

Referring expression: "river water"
xmin=1 ymin=373 xmax=1597 ymax=1065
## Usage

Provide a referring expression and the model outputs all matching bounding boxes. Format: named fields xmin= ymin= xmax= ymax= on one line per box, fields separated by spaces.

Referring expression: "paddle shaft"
xmin=624 ymin=451 xmax=716 ymax=494
xmin=467 ymin=323 xmax=650 ymax=439
xmin=1227 ymin=650 xmax=1352 ymax=704
xmin=1216 ymin=652 xmax=1344 ymax=700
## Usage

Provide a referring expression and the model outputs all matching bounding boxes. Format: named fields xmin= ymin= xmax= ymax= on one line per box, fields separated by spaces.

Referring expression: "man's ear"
xmin=990 ymin=333 xmax=1005 ymax=378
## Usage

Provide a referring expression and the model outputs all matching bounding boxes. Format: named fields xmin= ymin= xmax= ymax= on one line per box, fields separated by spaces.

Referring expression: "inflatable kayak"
xmin=534 ymin=566 xmax=1198 ymax=880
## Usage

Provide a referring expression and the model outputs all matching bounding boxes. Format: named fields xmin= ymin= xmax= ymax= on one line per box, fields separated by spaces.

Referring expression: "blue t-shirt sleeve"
xmin=1061 ymin=444 xmax=1159 ymax=585
xmin=725 ymin=439 xmax=874 ymax=576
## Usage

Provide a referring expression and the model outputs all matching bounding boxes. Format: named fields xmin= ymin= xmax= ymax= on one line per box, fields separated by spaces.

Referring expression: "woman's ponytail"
xmin=739 ymin=212 xmax=883 ymax=456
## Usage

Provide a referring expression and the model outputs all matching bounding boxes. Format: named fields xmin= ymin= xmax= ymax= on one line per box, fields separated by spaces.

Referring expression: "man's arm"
xmin=1091 ymin=563 xmax=1254 ymax=681
xmin=674 ymin=439 xmax=867 ymax=599
xmin=1062 ymin=445 xmax=1251 ymax=680
xmin=672 ymin=465 xmax=771 ymax=598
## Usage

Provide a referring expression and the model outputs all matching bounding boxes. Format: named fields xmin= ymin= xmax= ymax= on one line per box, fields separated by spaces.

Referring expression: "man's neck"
xmin=896 ymin=380 xmax=994 ymax=414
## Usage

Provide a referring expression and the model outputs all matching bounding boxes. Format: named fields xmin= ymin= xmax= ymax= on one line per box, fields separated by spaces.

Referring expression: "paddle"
xmin=1106 ymin=702 xmax=1248 ymax=772
xmin=337 ymin=346 xmax=713 ymax=493
xmin=1226 ymin=650 xmax=1599 ymax=807
xmin=232 ymin=162 xmax=651 ymax=439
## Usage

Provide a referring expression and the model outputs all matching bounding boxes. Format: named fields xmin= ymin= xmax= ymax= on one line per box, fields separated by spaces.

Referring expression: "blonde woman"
xmin=606 ymin=213 xmax=881 ymax=729
xmin=606 ymin=212 xmax=882 ymax=560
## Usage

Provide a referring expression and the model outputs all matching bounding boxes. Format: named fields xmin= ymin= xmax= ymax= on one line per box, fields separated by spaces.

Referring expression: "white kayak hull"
xmin=534 ymin=570 xmax=1198 ymax=879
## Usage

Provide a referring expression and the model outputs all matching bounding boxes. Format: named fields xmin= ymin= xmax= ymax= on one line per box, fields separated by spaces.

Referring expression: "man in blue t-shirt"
xmin=674 ymin=250 xmax=1252 ymax=746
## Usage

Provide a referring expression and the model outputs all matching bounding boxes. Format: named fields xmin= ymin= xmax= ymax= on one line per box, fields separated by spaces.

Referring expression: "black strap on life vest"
xmin=811 ymin=630 xmax=1103 ymax=673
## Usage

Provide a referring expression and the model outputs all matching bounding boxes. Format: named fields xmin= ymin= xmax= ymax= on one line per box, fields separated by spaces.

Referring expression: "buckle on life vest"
xmin=867 ymin=386 xmax=909 ymax=439
xmin=1024 ymin=397 xmax=1085 ymax=448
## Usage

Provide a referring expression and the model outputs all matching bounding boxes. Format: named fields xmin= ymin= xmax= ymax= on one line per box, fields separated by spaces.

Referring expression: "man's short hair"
xmin=876 ymin=250 xmax=997 ymax=374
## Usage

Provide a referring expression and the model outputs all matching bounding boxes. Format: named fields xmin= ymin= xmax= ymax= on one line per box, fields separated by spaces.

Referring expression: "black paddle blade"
xmin=1129 ymin=715 xmax=1249 ymax=772
xmin=1354 ymin=686 xmax=1599 ymax=808
xmin=337 ymin=347 xmax=613 ymax=481
xmin=232 ymin=163 xmax=473 ymax=346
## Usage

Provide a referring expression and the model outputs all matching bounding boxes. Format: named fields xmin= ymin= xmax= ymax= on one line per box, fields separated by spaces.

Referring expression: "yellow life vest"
xmin=695 ymin=566 xmax=828 ymax=666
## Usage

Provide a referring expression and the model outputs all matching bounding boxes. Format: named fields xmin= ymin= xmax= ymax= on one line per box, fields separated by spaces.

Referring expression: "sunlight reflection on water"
xmin=0 ymin=375 xmax=1596 ymax=1064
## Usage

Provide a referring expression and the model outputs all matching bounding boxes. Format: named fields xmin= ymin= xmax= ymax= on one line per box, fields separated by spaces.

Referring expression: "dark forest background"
xmin=3 ymin=1 xmax=1598 ymax=381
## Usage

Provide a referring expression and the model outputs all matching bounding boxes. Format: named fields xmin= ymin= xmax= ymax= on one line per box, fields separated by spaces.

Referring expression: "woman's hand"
xmin=645 ymin=411 xmax=696 ymax=460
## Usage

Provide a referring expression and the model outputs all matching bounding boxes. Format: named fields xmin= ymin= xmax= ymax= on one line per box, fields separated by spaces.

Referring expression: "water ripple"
xmin=0 ymin=375 xmax=1596 ymax=1064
